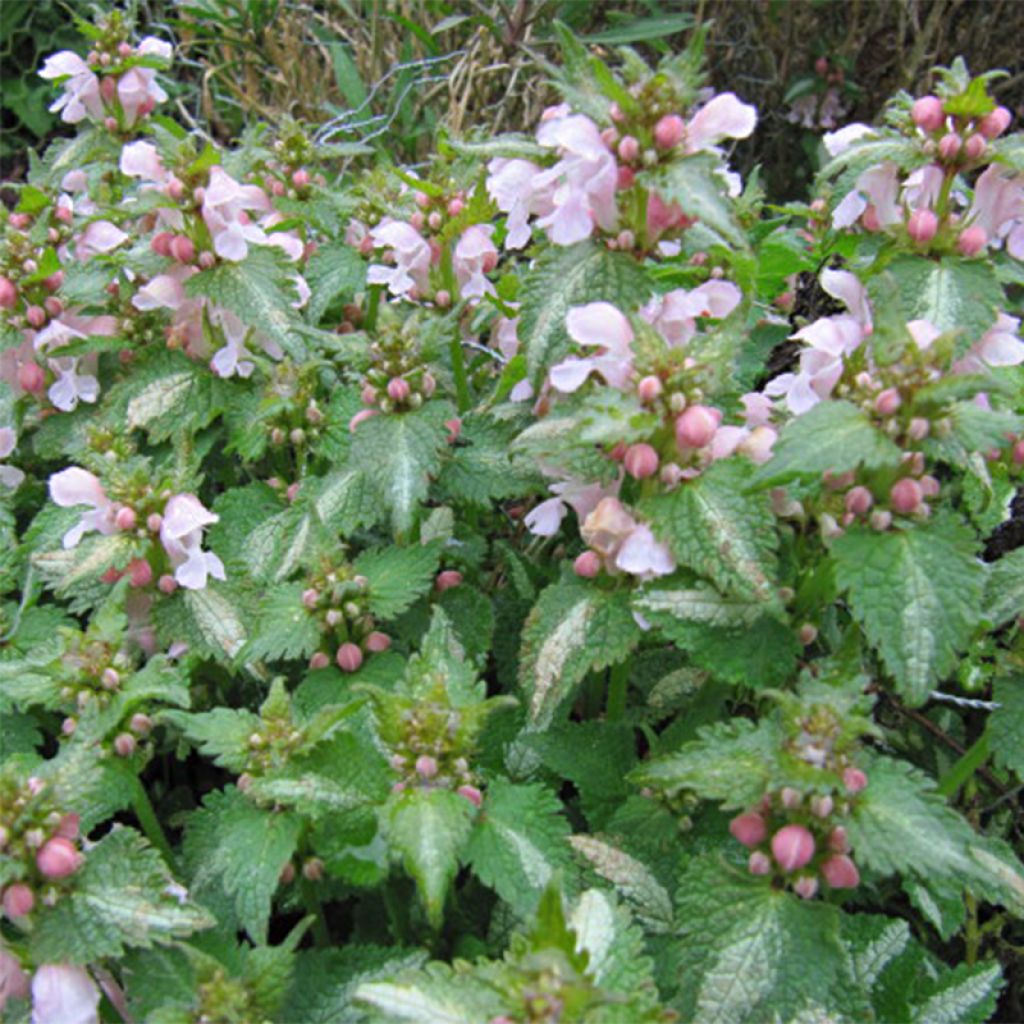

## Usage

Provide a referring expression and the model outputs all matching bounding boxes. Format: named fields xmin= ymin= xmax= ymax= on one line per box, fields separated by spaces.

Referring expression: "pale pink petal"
xmin=566 ymin=303 xmax=633 ymax=352
xmin=138 ymin=37 xmax=173 ymax=59
xmin=133 ymin=274 xmax=185 ymax=311
xmin=820 ymin=269 xmax=872 ymax=327
xmin=31 ymin=964 xmax=100 ymax=1024
xmin=77 ymin=220 xmax=129 ymax=258
xmin=120 ymin=140 xmax=165 ymax=181
xmin=614 ymin=525 xmax=676 ymax=578
xmin=906 ymin=318 xmax=942 ymax=351
xmin=856 ymin=164 xmax=901 ymax=226
xmin=161 ymin=494 xmax=218 ymax=541
xmin=822 ymin=123 xmax=875 ymax=157
xmin=524 ymin=497 xmax=566 ymax=537
xmin=39 ymin=52 xmax=90 ymax=79
xmin=686 ymin=93 xmax=757 ymax=151
xmin=49 ymin=467 xmax=105 ymax=509
xmin=831 ymin=190 xmax=867 ymax=229
xmin=549 ymin=357 xmax=598 ymax=393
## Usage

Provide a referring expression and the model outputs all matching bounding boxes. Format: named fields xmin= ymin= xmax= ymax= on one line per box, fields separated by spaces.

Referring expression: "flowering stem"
xmin=364 ymin=284 xmax=383 ymax=333
xmin=131 ymin=778 xmax=178 ymax=873
xmin=936 ymin=733 xmax=990 ymax=798
xmin=300 ymin=879 xmax=331 ymax=947
xmin=606 ymin=660 xmax=630 ymax=721
xmin=450 ymin=327 xmax=471 ymax=413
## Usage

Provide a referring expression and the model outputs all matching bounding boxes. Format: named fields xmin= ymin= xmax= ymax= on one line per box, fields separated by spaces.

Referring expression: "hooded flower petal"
xmin=31 ymin=964 xmax=100 ymax=1024
xmin=161 ymin=494 xmax=218 ymax=541
xmin=686 ymin=93 xmax=757 ymax=152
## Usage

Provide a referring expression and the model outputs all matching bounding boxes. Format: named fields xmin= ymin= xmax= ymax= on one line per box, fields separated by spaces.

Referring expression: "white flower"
xmin=160 ymin=494 xmax=226 ymax=590
xmin=48 ymin=467 xmax=116 ymax=547
xmin=31 ymin=964 xmax=100 ymax=1024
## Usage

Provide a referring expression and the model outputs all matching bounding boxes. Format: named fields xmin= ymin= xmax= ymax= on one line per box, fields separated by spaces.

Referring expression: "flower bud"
xmin=301 ymin=587 xmax=319 ymax=609
xmin=447 ymin=197 xmax=464 ymax=217
xmin=624 ymin=443 xmax=659 ymax=480
xmin=198 ymin=251 xmax=215 ymax=269
xmin=617 ymin=165 xmax=635 ymax=190
xmin=906 ymin=209 xmax=937 ymax=244
xmin=114 ymin=732 xmax=136 ymax=757
xmin=828 ymin=826 xmax=850 ymax=853
xmin=919 ymin=475 xmax=940 ymax=498
xmin=874 ymin=387 xmax=902 ymax=416
xmin=780 ymin=787 xmax=802 ymax=809
xmin=445 ymin=418 xmax=462 ymax=443
xmin=152 ymin=231 xmax=174 ymax=257
xmin=435 ymin=569 xmax=463 ymax=592
xmin=637 ymin=375 xmax=663 ymax=404
xmin=911 ymin=96 xmax=945 ymax=133
xmin=748 ymin=851 xmax=772 ymax=875
xmin=617 ymin=136 xmax=639 ymax=163
xmin=306 ymin=651 xmax=329 ymax=671
xmin=386 ymin=377 xmax=411 ymax=403
xmin=292 ymin=169 xmax=310 ymax=188
xmin=675 ymin=404 xmax=720 ymax=450
xmin=158 ymin=574 xmax=178 ymax=594
xmin=729 ymin=812 xmax=767 ymax=848
xmin=844 ymin=486 xmax=874 ymax=516
xmin=889 ymin=477 xmax=922 ymax=514
xmin=427 ymin=211 xmax=442 ymax=232
xmin=842 ymin=766 xmax=868 ymax=793
xmin=907 ymin=417 xmax=930 ymax=441
xmin=18 ymin=361 xmax=46 ymax=394
xmin=979 ymin=106 xmax=1012 ymax=139
xmin=771 ymin=824 xmax=815 ymax=872
xmin=821 ymin=854 xmax=860 ymax=889
xmin=128 ymin=558 xmax=153 ymax=588
xmin=360 ymin=631 xmax=389 ymax=655
xmin=26 ymin=305 xmax=47 ymax=329
xmin=810 ymin=794 xmax=834 ymax=818
xmin=55 ymin=813 xmax=80 ymax=840
xmin=101 ymin=667 xmax=120 ymax=690
xmin=798 ymin=623 xmax=818 ymax=646
xmin=170 ymin=236 xmax=195 ymax=264
xmin=435 ymin=287 xmax=452 ymax=308
xmin=654 ymin=114 xmax=685 ymax=150
xmin=1013 ymin=440 xmax=1024 ymax=465
xmin=793 ymin=875 xmax=819 ymax=900
xmin=3 ymin=883 xmax=35 ymax=918
xmin=415 ymin=755 xmax=438 ymax=779
xmin=302 ymin=857 xmax=324 ymax=882
xmin=336 ymin=642 xmax=363 ymax=673
xmin=963 ymin=133 xmax=986 ymax=160
xmin=957 ymin=225 xmax=986 ymax=257
xmin=861 ymin=205 xmax=881 ymax=232
xmin=115 ymin=506 xmax=137 ymax=531
xmin=0 ymin=276 xmax=17 ymax=309
xmin=130 ymin=712 xmax=152 ymax=736
xmin=100 ymin=75 xmax=116 ymax=101
xmin=573 ymin=550 xmax=602 ymax=578
xmin=36 ymin=837 xmax=82 ymax=879
xmin=458 ymin=784 xmax=483 ymax=807
xmin=936 ymin=133 xmax=961 ymax=163
xmin=44 ymin=296 xmax=64 ymax=319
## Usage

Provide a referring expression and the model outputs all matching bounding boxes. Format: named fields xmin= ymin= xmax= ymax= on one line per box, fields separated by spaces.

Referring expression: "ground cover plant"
xmin=2 ymin=6 xmax=1024 ymax=1021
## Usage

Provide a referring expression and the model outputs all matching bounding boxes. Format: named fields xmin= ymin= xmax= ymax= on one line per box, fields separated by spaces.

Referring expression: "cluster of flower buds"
xmin=262 ymin=126 xmax=325 ymax=199
xmin=278 ymin=855 xmax=325 ymax=887
xmin=52 ymin=628 xmax=134 ymax=733
xmin=49 ymin=468 xmax=225 ymax=592
xmin=729 ymin=767 xmax=867 ymax=898
xmin=0 ymin=774 xmax=85 ymax=922
xmin=302 ymin=564 xmax=391 ymax=673
xmin=39 ymin=11 xmax=171 ymax=132
xmin=237 ymin=711 xmax=306 ymax=783
xmin=350 ymin=335 xmax=438 ymax=430
xmin=262 ymin=362 xmax=326 ymax=451
xmin=387 ymin=709 xmax=482 ymax=808
xmin=572 ymin=496 xmax=675 ymax=581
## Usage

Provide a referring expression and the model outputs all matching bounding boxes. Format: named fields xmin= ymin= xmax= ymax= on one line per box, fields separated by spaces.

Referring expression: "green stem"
xmin=937 ymin=733 xmax=990 ymax=798
xmin=450 ymin=326 xmax=471 ymax=413
xmin=131 ymin=779 xmax=178 ymax=873
xmin=606 ymin=661 xmax=630 ymax=721
xmin=300 ymin=880 xmax=330 ymax=948
xmin=364 ymin=284 xmax=383 ymax=333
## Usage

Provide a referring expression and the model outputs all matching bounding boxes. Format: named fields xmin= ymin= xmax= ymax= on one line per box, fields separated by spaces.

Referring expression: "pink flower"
xmin=117 ymin=65 xmax=167 ymax=126
xmin=49 ymin=467 xmax=117 ymax=548
xmin=0 ymin=950 xmax=30 ymax=1010
xmin=614 ymin=523 xmax=675 ymax=578
xmin=684 ymin=92 xmax=758 ymax=153
xmin=967 ymin=166 xmax=1024 ymax=259
xmin=120 ymin=139 xmax=169 ymax=183
xmin=580 ymin=497 xmax=675 ymax=580
xmin=201 ymin=168 xmax=271 ymax=262
xmin=954 ymin=313 xmax=1024 ymax=374
xmin=366 ymin=219 xmax=432 ymax=298
xmin=641 ymin=281 xmax=742 ymax=347
xmin=30 ymin=964 xmax=101 ymax=1024
xmin=549 ymin=302 xmax=634 ymax=392
xmin=822 ymin=123 xmax=876 ymax=158
xmin=525 ymin=477 xmax=612 ymax=537
xmin=75 ymin=220 xmax=129 ymax=260
xmin=0 ymin=426 xmax=24 ymax=489
xmin=159 ymin=494 xmax=226 ymax=590
xmin=453 ymin=224 xmax=497 ymax=301
xmin=831 ymin=162 xmax=901 ymax=229
xmin=486 ymin=158 xmax=548 ymax=249
xmin=39 ymin=51 xmax=102 ymax=124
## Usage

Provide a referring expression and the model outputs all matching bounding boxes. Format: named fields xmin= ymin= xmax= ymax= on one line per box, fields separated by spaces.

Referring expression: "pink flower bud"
xmin=308 ymin=651 xmax=330 ymax=670
xmin=114 ymin=732 xmax=136 ymax=757
xmin=44 ymin=297 xmax=63 ymax=319
xmin=906 ymin=209 xmax=937 ymax=244
xmin=609 ymin=102 xmax=624 ymax=122
xmin=637 ymin=376 xmax=663 ymax=403
xmin=349 ymin=409 xmax=378 ymax=432
xmin=422 ymin=372 xmax=437 ymax=397
xmin=675 ymin=405 xmax=720 ymax=450
xmin=428 ymin=211 xmax=442 ymax=231
xmin=798 ymin=623 xmax=818 ymax=646
xmin=447 ymin=198 xmax=464 ymax=217
xmin=574 ymin=551 xmax=601 ymax=578
xmin=821 ymin=854 xmax=860 ymax=889
xmin=844 ymin=486 xmax=874 ymax=516
xmin=793 ymin=875 xmax=819 ymax=900
xmin=874 ymin=387 xmax=902 ymax=415
xmin=101 ymin=667 xmax=120 ymax=690
xmin=1013 ymin=439 xmax=1024 ymax=465
xmin=104 ymin=116 xmax=118 ymax=132
xmin=911 ymin=95 xmax=945 ymax=133
xmin=810 ymin=794 xmax=834 ymax=818
xmin=771 ymin=824 xmax=815 ymax=872
xmin=938 ymin=132 xmax=961 ymax=161
xmin=654 ymin=114 xmax=686 ymax=150
xmin=908 ymin=418 xmax=931 ymax=441
xmin=198 ymin=251 xmax=215 ymax=269
xmin=414 ymin=191 xmax=430 ymax=209
xmin=458 ymin=784 xmax=483 ymax=808
xmin=616 ymin=229 xmax=635 ymax=250
xmin=445 ymin=418 xmax=462 ymax=443
xmin=436 ymin=570 xmax=463 ymax=592
xmin=152 ymin=231 xmax=175 ymax=256
xmin=729 ymin=812 xmax=767 ymax=848
xmin=919 ymin=475 xmax=940 ymax=498
xmin=169 ymin=235 xmax=195 ymax=264
xmin=292 ymin=169 xmax=310 ymax=188
xmin=0 ymin=276 xmax=16 ymax=309
xmin=128 ymin=558 xmax=153 ymax=588
xmin=415 ymin=755 xmax=438 ymax=779
xmin=780 ymin=786 xmax=802 ymax=809
xmin=748 ymin=851 xmax=772 ymax=875
xmin=828 ymin=826 xmax=849 ymax=853
xmin=9 ymin=213 xmax=30 ymax=230
xmin=435 ymin=288 xmax=452 ymax=309
xmin=957 ymin=225 xmax=987 ymax=257
xmin=2 ymin=883 xmax=35 ymax=918
xmin=100 ymin=75 xmax=117 ymax=102
xmin=130 ymin=712 xmax=152 ymax=735
xmin=963 ymin=133 xmax=986 ymax=160
xmin=889 ymin=477 xmax=922 ymax=514
xmin=18 ymin=362 xmax=46 ymax=394
xmin=861 ymin=205 xmax=881 ymax=232
xmin=286 ymin=482 xmax=300 ymax=503
xmin=55 ymin=813 xmax=80 ymax=840
xmin=26 ymin=305 xmax=47 ymax=329
xmin=842 ymin=766 xmax=868 ymax=793
xmin=814 ymin=56 xmax=829 ymax=77
xmin=365 ymin=631 xmax=391 ymax=653
xmin=617 ymin=165 xmax=635 ymax=190
xmin=36 ymin=837 xmax=82 ymax=879
xmin=279 ymin=861 xmax=296 ymax=884
xmin=624 ymin=443 xmax=659 ymax=480
xmin=301 ymin=588 xmax=319 ymax=609
xmin=115 ymin=506 xmax=137 ymax=531
xmin=601 ymin=127 xmax=619 ymax=148
xmin=386 ymin=377 xmax=411 ymax=403
xmin=979 ymin=106 xmax=1012 ymax=139
xmin=336 ymin=642 xmax=363 ymax=673
xmin=157 ymin=574 xmax=178 ymax=594
xmin=618 ymin=136 xmax=640 ymax=162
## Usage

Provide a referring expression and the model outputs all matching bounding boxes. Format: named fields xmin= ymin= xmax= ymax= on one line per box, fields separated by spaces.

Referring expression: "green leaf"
xmin=31 ymin=828 xmax=212 ymax=963
xmin=245 ymin=584 xmax=321 ymax=662
xmin=185 ymin=248 xmax=307 ymax=361
xmin=640 ymin=154 xmax=746 ymax=247
xmin=832 ymin=517 xmax=984 ymax=704
xmin=355 ymin=543 xmax=442 ymax=620
xmin=985 ymin=547 xmax=1024 ymax=626
xmin=163 ymin=706 xmax=261 ymax=772
xmin=518 ymin=241 xmax=649 ymax=386
xmin=304 ymin=241 xmax=367 ymax=323
xmin=909 ymin=961 xmax=1002 ymax=1024
xmin=672 ymin=855 xmax=845 ymax=1024
xmin=349 ymin=404 xmax=451 ymax=536
xmin=184 ymin=787 xmax=302 ymax=943
xmin=986 ymin=675 xmax=1024 ymax=779
xmin=465 ymin=779 xmax=572 ymax=916
xmin=178 ymin=584 xmax=251 ymax=665
xmin=644 ymin=460 xmax=779 ymax=603
xmin=518 ymin=580 xmax=641 ymax=728
xmin=312 ymin=466 xmax=381 ymax=536
xmin=386 ymin=787 xmax=475 ymax=929
xmin=634 ymin=581 xmax=766 ymax=630
xmin=437 ymin=415 xmax=541 ymax=507
xmin=752 ymin=400 xmax=903 ymax=488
